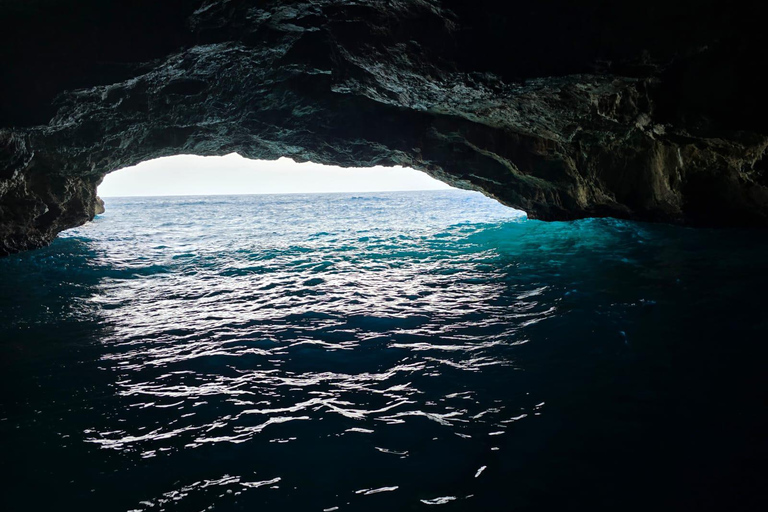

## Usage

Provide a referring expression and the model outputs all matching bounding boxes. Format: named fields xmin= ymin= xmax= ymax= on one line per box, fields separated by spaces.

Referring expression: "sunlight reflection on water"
xmin=2 ymin=191 xmax=767 ymax=511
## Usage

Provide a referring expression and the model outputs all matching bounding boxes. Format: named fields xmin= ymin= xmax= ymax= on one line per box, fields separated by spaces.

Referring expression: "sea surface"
xmin=1 ymin=190 xmax=767 ymax=511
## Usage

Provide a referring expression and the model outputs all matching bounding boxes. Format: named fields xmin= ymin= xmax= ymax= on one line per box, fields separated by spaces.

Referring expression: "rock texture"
xmin=2 ymin=0 xmax=768 ymax=255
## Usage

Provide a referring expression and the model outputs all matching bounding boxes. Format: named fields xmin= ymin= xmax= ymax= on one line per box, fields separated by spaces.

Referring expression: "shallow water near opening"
xmin=1 ymin=190 xmax=767 ymax=511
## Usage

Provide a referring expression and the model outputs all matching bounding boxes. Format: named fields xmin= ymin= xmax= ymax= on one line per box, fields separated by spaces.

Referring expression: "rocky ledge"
xmin=1 ymin=0 xmax=767 ymax=255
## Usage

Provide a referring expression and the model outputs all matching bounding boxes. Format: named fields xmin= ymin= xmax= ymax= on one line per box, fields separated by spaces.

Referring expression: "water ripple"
xmin=4 ymin=191 xmax=767 ymax=510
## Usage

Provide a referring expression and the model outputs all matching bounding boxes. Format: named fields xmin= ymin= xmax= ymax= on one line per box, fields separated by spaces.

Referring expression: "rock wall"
xmin=1 ymin=0 xmax=767 ymax=255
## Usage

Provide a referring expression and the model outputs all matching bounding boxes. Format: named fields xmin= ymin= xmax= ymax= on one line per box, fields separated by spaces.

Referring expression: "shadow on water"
xmin=0 ymin=237 xmax=117 ymax=511
xmin=1 ymin=193 xmax=768 ymax=511
xmin=463 ymin=221 xmax=768 ymax=511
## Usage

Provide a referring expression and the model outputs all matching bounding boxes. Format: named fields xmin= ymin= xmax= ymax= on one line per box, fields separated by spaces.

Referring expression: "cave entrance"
xmin=98 ymin=154 xmax=452 ymax=198
xmin=84 ymin=154 xmax=524 ymax=259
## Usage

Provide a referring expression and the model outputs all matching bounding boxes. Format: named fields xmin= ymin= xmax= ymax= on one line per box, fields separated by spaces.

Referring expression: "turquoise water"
xmin=1 ymin=190 xmax=767 ymax=511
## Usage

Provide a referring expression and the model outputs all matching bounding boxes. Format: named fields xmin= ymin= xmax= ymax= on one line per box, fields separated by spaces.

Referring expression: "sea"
xmin=1 ymin=190 xmax=767 ymax=511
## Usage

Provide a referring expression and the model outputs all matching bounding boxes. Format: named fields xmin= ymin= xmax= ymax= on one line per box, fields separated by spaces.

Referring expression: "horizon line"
xmin=99 ymin=188 xmax=471 ymax=199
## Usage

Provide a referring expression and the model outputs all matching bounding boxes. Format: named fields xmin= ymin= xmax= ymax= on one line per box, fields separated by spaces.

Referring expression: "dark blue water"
xmin=1 ymin=190 xmax=767 ymax=511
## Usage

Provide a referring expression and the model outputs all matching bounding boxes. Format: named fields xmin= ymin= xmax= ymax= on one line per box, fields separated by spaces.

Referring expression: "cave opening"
xmin=97 ymin=154 xmax=456 ymax=198
xmin=76 ymin=153 xmax=526 ymax=261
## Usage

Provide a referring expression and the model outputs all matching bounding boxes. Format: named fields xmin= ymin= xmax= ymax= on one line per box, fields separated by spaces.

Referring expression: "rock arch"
xmin=2 ymin=0 xmax=767 ymax=255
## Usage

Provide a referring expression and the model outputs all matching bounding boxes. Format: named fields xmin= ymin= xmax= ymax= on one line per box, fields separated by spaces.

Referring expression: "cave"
xmin=3 ymin=2 xmax=768 ymax=512
xmin=2 ymin=0 xmax=768 ymax=256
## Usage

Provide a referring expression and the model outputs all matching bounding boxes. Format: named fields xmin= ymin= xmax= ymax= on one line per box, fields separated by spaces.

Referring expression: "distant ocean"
xmin=1 ymin=190 xmax=767 ymax=511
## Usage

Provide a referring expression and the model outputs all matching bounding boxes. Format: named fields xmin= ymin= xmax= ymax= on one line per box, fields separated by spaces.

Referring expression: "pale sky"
xmin=98 ymin=154 xmax=452 ymax=197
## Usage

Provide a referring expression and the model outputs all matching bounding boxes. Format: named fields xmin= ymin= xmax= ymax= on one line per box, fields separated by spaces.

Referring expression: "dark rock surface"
xmin=2 ymin=0 xmax=768 ymax=255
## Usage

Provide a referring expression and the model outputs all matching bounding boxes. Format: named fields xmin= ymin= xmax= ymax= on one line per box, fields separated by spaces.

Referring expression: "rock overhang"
xmin=1 ymin=0 xmax=767 ymax=256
